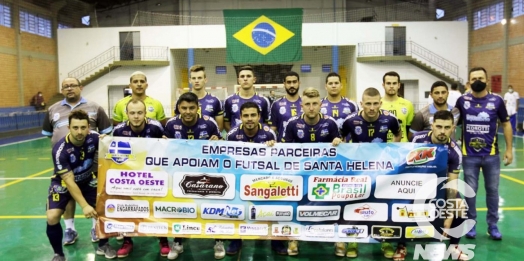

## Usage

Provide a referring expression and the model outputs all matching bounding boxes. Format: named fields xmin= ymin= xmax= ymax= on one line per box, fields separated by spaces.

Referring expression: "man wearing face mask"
xmin=504 ymin=85 xmax=519 ymax=134
xmin=455 ymin=67 xmax=513 ymax=241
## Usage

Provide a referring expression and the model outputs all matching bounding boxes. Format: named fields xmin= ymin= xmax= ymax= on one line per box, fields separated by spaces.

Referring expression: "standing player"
xmin=321 ymin=72 xmax=359 ymax=129
xmin=223 ymin=102 xmax=285 ymax=257
xmin=455 ymin=67 xmax=513 ymax=240
xmin=271 ymin=71 xmax=302 ymax=141
xmin=42 ymin=77 xmax=113 ymax=245
xmin=412 ymin=110 xmax=470 ymax=261
xmin=113 ymin=71 xmax=167 ymax=126
xmin=380 ymin=71 xmax=415 ymax=142
xmin=408 ymin=81 xmax=460 ymax=141
xmin=504 ymin=84 xmax=519 ymax=134
xmin=175 ymin=65 xmax=224 ymax=130
xmin=46 ymin=110 xmax=116 ymax=261
xmin=223 ymin=66 xmax=270 ymax=131
xmin=163 ymin=92 xmax=221 ymax=260
xmin=110 ymin=99 xmax=167 ymax=258
xmin=337 ymin=87 xmax=401 ymax=258
xmin=282 ymin=87 xmax=341 ymax=256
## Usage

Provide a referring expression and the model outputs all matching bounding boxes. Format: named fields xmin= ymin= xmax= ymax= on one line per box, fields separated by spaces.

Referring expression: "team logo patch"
xmin=263 ymin=125 xmax=270 ymax=131
xmin=105 ymin=141 xmax=135 ymax=164
xmin=486 ymin=102 xmax=495 ymax=110
xmin=383 ymin=110 xmax=390 ymax=116
xmin=279 ymin=107 xmax=286 ymax=115
xmin=297 ymin=129 xmax=304 ymax=138
xmin=401 ymin=107 xmax=407 ymax=114
xmin=232 ymin=104 xmax=239 ymax=113
xmin=379 ymin=125 xmax=389 ymax=133
xmin=70 ymin=154 xmax=76 ymax=163
xmin=175 ymin=131 xmax=182 ymax=139
xmin=355 ymin=126 xmax=362 ymax=135
xmin=148 ymin=106 xmax=154 ymax=112
xmin=320 ymin=108 xmax=327 ymax=114
xmin=464 ymin=101 xmax=470 ymax=109
xmin=53 ymin=113 xmax=60 ymax=121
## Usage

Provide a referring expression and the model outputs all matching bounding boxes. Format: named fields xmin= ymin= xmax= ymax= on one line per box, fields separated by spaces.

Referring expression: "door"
xmin=402 ymin=80 xmax=420 ymax=110
xmin=119 ymin=31 xmax=141 ymax=60
xmin=385 ymin=26 xmax=406 ymax=56
xmin=108 ymin=85 xmax=129 ymax=118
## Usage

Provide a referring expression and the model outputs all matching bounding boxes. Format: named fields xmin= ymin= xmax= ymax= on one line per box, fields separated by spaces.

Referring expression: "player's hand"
xmin=209 ymin=135 xmax=219 ymax=141
xmin=162 ymin=135 xmax=168 ymax=139
xmin=99 ymin=134 xmax=107 ymax=139
xmin=82 ymin=205 xmax=98 ymax=219
xmin=331 ymin=138 xmax=342 ymax=146
xmin=441 ymin=216 xmax=454 ymax=241
xmin=504 ymin=149 xmax=513 ymax=166
xmin=265 ymin=140 xmax=275 ymax=147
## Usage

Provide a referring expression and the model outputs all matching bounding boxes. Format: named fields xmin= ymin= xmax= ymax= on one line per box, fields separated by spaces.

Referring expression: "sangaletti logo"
xmin=179 ymin=174 xmax=229 ymax=197
xmin=371 ymin=225 xmax=402 ymax=239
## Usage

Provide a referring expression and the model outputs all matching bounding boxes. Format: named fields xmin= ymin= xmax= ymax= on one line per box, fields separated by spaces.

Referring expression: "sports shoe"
xmin=449 ymin=244 xmax=470 ymax=261
xmin=159 ymin=240 xmax=170 ymax=257
xmin=334 ymin=242 xmax=346 ymax=257
xmin=347 ymin=242 xmax=358 ymax=258
xmin=214 ymin=240 xmax=225 ymax=259
xmin=287 ymin=240 xmax=299 ymax=256
xmin=381 ymin=242 xmax=394 ymax=258
xmin=91 ymin=228 xmax=99 ymax=243
xmin=51 ymin=254 xmax=66 ymax=261
xmin=96 ymin=243 xmax=117 ymax=259
xmin=117 ymin=241 xmax=133 ymax=258
xmin=116 ymin=233 xmax=124 ymax=240
xmin=271 ymin=240 xmax=287 ymax=255
xmin=168 ymin=242 xmax=183 ymax=260
xmin=226 ymin=239 xmax=242 ymax=255
xmin=465 ymin=225 xmax=476 ymax=239
xmin=487 ymin=225 xmax=502 ymax=240
xmin=393 ymin=244 xmax=407 ymax=261
xmin=63 ymin=228 xmax=78 ymax=245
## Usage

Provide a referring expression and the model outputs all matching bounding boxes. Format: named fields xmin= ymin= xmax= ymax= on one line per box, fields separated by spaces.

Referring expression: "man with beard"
xmin=271 ymin=71 xmax=303 ymax=141
xmin=223 ymin=102 xmax=286 ymax=257
xmin=223 ymin=66 xmax=270 ymax=131
xmin=113 ymin=71 xmax=167 ymax=126
xmin=175 ymin=65 xmax=224 ymax=130
xmin=408 ymin=81 xmax=460 ymax=141
xmin=455 ymin=67 xmax=513 ymax=240
xmin=321 ymin=72 xmax=359 ymax=129
xmin=380 ymin=71 xmax=414 ymax=142
xmin=42 ymin=77 xmax=112 ymax=245
xmin=110 ymin=99 xmax=166 ymax=258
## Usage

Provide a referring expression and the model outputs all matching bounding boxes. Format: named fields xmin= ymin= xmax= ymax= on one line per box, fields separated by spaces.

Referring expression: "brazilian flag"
xmin=223 ymin=9 xmax=303 ymax=63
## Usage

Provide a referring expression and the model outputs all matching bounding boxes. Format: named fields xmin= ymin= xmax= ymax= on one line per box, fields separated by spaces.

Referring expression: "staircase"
xmin=68 ymin=46 xmax=170 ymax=86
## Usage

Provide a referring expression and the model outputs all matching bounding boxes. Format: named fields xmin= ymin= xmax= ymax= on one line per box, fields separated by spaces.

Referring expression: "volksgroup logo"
xmin=201 ymin=204 xmax=245 ymax=220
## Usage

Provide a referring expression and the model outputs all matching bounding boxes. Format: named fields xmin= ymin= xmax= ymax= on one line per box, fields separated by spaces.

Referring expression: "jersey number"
xmin=52 ymin=193 xmax=59 ymax=202
xmin=310 ymin=133 xmax=315 ymax=141
xmin=188 ymin=135 xmax=194 ymax=140
xmin=368 ymin=129 xmax=375 ymax=137
xmin=291 ymin=108 xmax=297 ymax=116
xmin=332 ymin=110 xmax=339 ymax=118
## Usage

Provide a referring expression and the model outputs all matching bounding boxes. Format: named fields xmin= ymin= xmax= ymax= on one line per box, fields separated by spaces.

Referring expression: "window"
xmin=19 ymin=10 xmax=52 ymax=38
xmin=81 ymin=15 xmax=90 ymax=26
xmin=513 ymin=0 xmax=524 ymax=18
xmin=0 ymin=3 xmax=11 ymax=28
xmin=473 ymin=2 xmax=504 ymax=30
xmin=58 ymin=23 xmax=71 ymax=29
xmin=455 ymin=16 xmax=467 ymax=21
xmin=436 ymin=9 xmax=445 ymax=19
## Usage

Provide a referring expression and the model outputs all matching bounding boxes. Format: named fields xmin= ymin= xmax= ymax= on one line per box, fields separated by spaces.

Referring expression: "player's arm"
xmin=281 ymin=120 xmax=294 ymax=143
xmin=223 ymin=99 xmax=232 ymax=132
xmin=112 ymin=102 xmax=124 ymax=126
xmin=262 ymin=97 xmax=271 ymax=125
xmin=60 ymin=171 xmax=97 ymax=218
xmin=408 ymin=112 xmax=424 ymax=141
xmin=340 ymin=117 xmax=352 ymax=143
xmin=329 ymin=119 xmax=342 ymax=146
xmin=42 ymin=110 xmax=53 ymax=137
xmin=270 ymin=102 xmax=279 ymax=134
xmin=162 ymin=119 xmax=175 ymax=138
xmin=391 ymin=116 xmax=402 ymax=142
xmin=97 ymin=106 xmax=113 ymax=134
xmin=214 ymin=115 xmax=224 ymax=132
xmin=405 ymin=103 xmax=415 ymax=137
xmin=209 ymin=118 xmax=223 ymax=140
xmin=498 ymin=101 xmax=513 ymax=165
xmin=265 ymin=128 xmax=277 ymax=147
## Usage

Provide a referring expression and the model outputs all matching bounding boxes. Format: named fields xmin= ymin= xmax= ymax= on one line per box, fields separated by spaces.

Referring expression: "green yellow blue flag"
xmin=223 ymin=9 xmax=303 ymax=63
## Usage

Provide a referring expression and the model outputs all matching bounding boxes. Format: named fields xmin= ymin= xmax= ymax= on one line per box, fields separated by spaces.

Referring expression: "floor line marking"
xmin=0 ymin=136 xmax=46 ymax=147
xmin=500 ymin=168 xmax=524 ymax=172
xmin=16 ymin=158 xmax=29 ymax=160
xmin=501 ymin=174 xmax=524 ymax=186
xmin=0 ymin=168 xmax=53 ymax=189
xmin=0 ymin=177 xmax=50 ymax=180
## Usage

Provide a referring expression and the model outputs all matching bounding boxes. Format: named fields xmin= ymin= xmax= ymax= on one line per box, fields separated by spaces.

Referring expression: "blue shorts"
xmin=46 ymin=178 xmax=97 ymax=210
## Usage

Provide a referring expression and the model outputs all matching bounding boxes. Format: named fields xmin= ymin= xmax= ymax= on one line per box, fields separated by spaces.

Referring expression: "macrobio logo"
xmin=413 ymin=177 xmax=476 ymax=240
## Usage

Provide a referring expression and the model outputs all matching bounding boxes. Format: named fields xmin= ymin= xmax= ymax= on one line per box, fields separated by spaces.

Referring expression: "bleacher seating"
xmin=0 ymin=106 xmax=46 ymax=133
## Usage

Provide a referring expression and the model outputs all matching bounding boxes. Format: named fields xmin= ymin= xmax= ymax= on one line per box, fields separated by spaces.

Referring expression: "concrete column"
xmin=502 ymin=0 xmax=510 ymax=92
xmin=13 ymin=2 xmax=24 ymax=105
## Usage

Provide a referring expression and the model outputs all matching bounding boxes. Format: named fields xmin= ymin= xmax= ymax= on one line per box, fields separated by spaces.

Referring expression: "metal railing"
xmin=357 ymin=41 xmax=459 ymax=80
xmin=68 ymin=46 xmax=169 ymax=80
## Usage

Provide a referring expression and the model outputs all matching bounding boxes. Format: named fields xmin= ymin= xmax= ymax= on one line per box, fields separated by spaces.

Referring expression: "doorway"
xmin=385 ymin=26 xmax=406 ymax=56
xmin=108 ymin=85 xmax=129 ymax=118
xmin=119 ymin=31 xmax=141 ymax=60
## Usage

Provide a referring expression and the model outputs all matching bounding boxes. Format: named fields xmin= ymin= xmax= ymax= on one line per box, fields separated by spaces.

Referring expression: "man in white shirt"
xmin=504 ymin=85 xmax=520 ymax=134
xmin=447 ymin=82 xmax=462 ymax=107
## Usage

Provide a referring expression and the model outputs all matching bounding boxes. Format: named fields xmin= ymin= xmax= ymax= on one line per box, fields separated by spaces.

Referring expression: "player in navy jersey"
xmin=223 ymin=66 xmax=270 ymax=131
xmin=412 ymin=110 xmax=470 ymax=261
xmin=321 ymin=72 xmax=359 ymax=129
xmin=341 ymin=87 xmax=401 ymax=144
xmin=455 ymin=67 xmax=513 ymax=240
xmin=174 ymin=65 xmax=224 ymax=130
xmin=46 ymin=110 xmax=116 ymax=261
xmin=271 ymin=71 xmax=303 ymax=141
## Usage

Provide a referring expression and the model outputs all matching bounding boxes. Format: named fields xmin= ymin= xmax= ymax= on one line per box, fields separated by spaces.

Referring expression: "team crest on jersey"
xmin=383 ymin=110 xmax=390 ymax=116
xmin=87 ymin=144 xmax=95 ymax=153
xmin=279 ymin=107 xmax=286 ymax=115
xmin=355 ymin=126 xmax=362 ymax=135
xmin=379 ymin=125 xmax=389 ymax=133
xmin=199 ymin=131 xmax=209 ymax=139
xmin=148 ymin=106 xmax=154 ymax=112
xmin=324 ymin=115 xmax=330 ymax=119
xmin=53 ymin=113 xmax=60 ymax=121
xmin=486 ymin=103 xmax=495 ymax=110
xmin=320 ymin=129 xmax=329 ymax=137
xmin=203 ymin=115 xmax=210 ymax=120
xmin=105 ymin=141 xmax=135 ymax=164
xmin=175 ymin=131 xmax=182 ymax=139
xmin=263 ymin=125 xmax=270 ymax=131
xmin=297 ymin=129 xmax=304 ymax=138
xmin=464 ymin=101 xmax=470 ymax=109
xmin=320 ymin=108 xmax=327 ymax=114
xmin=70 ymin=154 xmax=76 ymax=163
xmin=232 ymin=104 xmax=239 ymax=113
xmin=401 ymin=107 xmax=407 ymax=114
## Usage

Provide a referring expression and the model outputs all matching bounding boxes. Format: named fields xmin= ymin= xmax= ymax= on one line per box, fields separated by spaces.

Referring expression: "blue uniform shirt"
xmin=412 ymin=130 xmax=462 ymax=174
xmin=320 ymin=97 xmax=359 ymax=129
xmin=112 ymin=119 xmax=164 ymax=138
xmin=223 ymin=93 xmax=270 ymax=128
xmin=270 ymin=97 xmax=302 ymax=141
xmin=282 ymin=114 xmax=340 ymax=143
xmin=52 ymin=132 xmax=99 ymax=183
xmin=175 ymin=92 xmax=223 ymax=118
xmin=341 ymin=110 xmax=401 ymax=143
xmin=227 ymin=123 xmax=276 ymax=143
xmin=164 ymin=114 xmax=221 ymax=140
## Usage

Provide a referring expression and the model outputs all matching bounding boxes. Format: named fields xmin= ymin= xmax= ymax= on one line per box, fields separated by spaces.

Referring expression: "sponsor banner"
xmin=240 ymin=175 xmax=303 ymax=201
xmin=106 ymin=169 xmax=168 ymax=197
xmin=405 ymin=226 xmax=435 ymax=239
xmin=271 ymin=223 xmax=301 ymax=237
xmin=308 ymin=175 xmax=371 ymax=201
xmin=200 ymin=203 xmax=245 ymax=220
xmin=338 ymin=225 xmax=369 ymax=238
xmin=205 ymin=223 xmax=236 ymax=235
xmin=374 ymin=173 xmax=438 ymax=200
xmin=343 ymin=203 xmax=388 ymax=221
xmin=153 ymin=202 xmax=197 ymax=219
xmin=296 ymin=205 xmax=341 ymax=221
xmin=248 ymin=205 xmax=293 ymax=221
xmin=391 ymin=203 xmax=436 ymax=223
xmin=172 ymin=222 xmax=202 ymax=235
xmin=239 ymin=224 xmax=269 ymax=236
xmin=138 ymin=222 xmax=169 ymax=234
xmin=104 ymin=221 xmax=136 ymax=233
xmin=105 ymin=199 xmax=150 ymax=218
xmin=173 ymin=172 xmax=236 ymax=199
xmin=303 ymin=225 xmax=335 ymax=238
xmin=371 ymin=225 xmax=402 ymax=239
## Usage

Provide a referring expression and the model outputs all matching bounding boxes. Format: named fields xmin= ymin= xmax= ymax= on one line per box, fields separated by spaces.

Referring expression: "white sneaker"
xmin=168 ymin=242 xmax=184 ymax=260
xmin=214 ymin=241 xmax=225 ymax=259
xmin=335 ymin=242 xmax=346 ymax=257
xmin=449 ymin=245 xmax=470 ymax=261
xmin=116 ymin=233 xmax=124 ymax=241
xmin=287 ymin=240 xmax=299 ymax=256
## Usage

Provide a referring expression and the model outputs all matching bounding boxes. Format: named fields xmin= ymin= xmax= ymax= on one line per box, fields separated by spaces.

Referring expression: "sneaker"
xmin=381 ymin=242 xmax=394 ymax=258
xmin=117 ymin=241 xmax=133 ymax=258
xmin=91 ymin=228 xmax=99 ymax=243
xmin=116 ymin=233 xmax=124 ymax=241
xmin=168 ymin=242 xmax=183 ymax=260
xmin=334 ymin=242 xmax=346 ymax=257
xmin=347 ymin=242 xmax=358 ymax=258
xmin=287 ymin=240 xmax=299 ymax=256
xmin=159 ymin=241 xmax=170 ymax=257
xmin=450 ymin=245 xmax=470 ymax=261
xmin=214 ymin=240 xmax=225 ymax=260
xmin=465 ymin=225 xmax=476 ymax=239
xmin=271 ymin=240 xmax=287 ymax=255
xmin=63 ymin=228 xmax=78 ymax=245
xmin=226 ymin=239 xmax=242 ymax=255
xmin=96 ymin=243 xmax=117 ymax=259
xmin=393 ymin=245 xmax=407 ymax=261
xmin=487 ymin=225 xmax=502 ymax=240
xmin=51 ymin=254 xmax=66 ymax=261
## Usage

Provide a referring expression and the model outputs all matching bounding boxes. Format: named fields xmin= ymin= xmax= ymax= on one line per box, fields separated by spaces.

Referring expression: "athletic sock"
xmin=64 ymin=218 xmax=75 ymax=231
xmin=92 ymin=218 xmax=96 ymax=229
xmin=47 ymin=222 xmax=64 ymax=256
